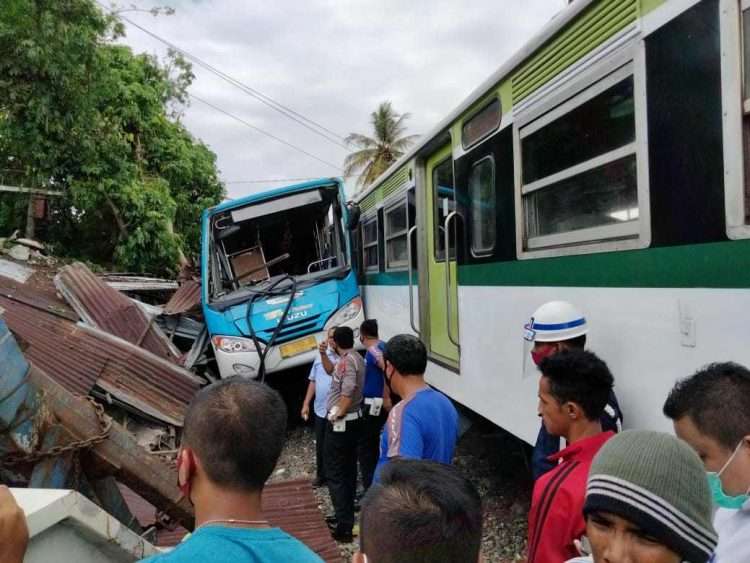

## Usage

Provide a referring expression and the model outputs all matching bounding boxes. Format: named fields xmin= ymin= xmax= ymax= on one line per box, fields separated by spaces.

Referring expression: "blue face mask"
xmin=707 ymin=441 xmax=750 ymax=510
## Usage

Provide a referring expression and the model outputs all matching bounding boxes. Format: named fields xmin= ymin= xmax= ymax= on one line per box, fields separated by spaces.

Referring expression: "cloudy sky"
xmin=111 ymin=0 xmax=568 ymax=199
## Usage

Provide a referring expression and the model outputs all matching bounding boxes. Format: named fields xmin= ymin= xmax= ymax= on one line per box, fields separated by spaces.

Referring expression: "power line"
xmin=98 ymin=2 xmax=349 ymax=150
xmin=190 ymin=94 xmax=341 ymax=171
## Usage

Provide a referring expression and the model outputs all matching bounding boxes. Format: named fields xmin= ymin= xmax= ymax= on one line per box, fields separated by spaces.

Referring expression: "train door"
xmin=424 ymin=145 xmax=459 ymax=369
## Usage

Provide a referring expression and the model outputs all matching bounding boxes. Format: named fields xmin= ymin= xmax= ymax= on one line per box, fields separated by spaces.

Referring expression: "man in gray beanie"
xmin=570 ymin=430 xmax=718 ymax=563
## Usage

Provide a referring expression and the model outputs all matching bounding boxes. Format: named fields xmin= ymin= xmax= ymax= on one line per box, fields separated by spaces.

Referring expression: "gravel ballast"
xmin=271 ymin=417 xmax=533 ymax=562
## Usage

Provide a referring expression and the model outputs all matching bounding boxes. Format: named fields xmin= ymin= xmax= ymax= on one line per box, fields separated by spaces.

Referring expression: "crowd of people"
xmin=0 ymin=302 xmax=748 ymax=563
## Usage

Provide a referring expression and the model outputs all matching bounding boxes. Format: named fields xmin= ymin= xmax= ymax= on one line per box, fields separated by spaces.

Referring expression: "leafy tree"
xmin=0 ymin=0 xmax=223 ymax=275
xmin=343 ymin=101 xmax=418 ymax=191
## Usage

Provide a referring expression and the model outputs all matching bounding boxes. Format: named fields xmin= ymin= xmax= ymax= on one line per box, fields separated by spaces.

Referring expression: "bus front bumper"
xmin=212 ymin=306 xmax=365 ymax=378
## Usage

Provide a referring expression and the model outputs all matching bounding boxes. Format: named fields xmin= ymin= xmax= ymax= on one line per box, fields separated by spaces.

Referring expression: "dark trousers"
xmin=358 ymin=405 xmax=387 ymax=491
xmin=314 ymin=414 xmax=328 ymax=482
xmin=325 ymin=417 xmax=362 ymax=533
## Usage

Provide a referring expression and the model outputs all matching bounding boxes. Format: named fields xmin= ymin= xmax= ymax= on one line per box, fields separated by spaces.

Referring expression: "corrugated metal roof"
xmin=0 ymin=274 xmax=77 ymax=321
xmin=0 ymin=291 xmax=200 ymax=425
xmin=99 ymin=274 xmax=179 ymax=292
xmin=55 ymin=263 xmax=181 ymax=362
xmin=162 ymin=280 xmax=201 ymax=316
xmin=118 ymin=479 xmax=342 ymax=562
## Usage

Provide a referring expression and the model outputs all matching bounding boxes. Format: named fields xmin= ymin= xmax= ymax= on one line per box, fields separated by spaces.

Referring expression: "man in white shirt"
xmin=663 ymin=362 xmax=750 ymax=563
xmin=301 ymin=326 xmax=338 ymax=487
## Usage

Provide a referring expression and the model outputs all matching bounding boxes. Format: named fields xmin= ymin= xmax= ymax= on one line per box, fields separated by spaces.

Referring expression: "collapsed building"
xmin=0 ymin=256 xmax=342 ymax=562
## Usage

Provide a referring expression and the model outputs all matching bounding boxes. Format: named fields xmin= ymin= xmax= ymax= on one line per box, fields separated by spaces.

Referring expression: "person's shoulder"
xmin=426 ymin=388 xmax=457 ymax=410
xmin=272 ymin=532 xmax=325 ymax=562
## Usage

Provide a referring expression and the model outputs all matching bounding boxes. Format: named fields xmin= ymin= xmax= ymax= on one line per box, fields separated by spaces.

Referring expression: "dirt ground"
xmin=271 ymin=416 xmax=533 ymax=562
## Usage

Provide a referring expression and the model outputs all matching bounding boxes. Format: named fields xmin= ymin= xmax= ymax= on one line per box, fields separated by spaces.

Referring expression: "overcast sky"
xmin=112 ymin=0 xmax=568 ymax=199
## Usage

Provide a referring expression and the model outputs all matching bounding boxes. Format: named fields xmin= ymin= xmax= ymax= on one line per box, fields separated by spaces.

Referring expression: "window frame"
xmin=361 ymin=215 xmax=380 ymax=272
xmin=432 ymin=156 xmax=457 ymax=263
xmin=720 ymin=0 xmax=750 ymax=239
xmin=461 ymin=97 xmax=502 ymax=150
xmin=384 ymin=198 xmax=410 ymax=271
xmin=513 ymin=45 xmax=651 ymax=260
xmin=468 ymin=155 xmax=497 ymax=257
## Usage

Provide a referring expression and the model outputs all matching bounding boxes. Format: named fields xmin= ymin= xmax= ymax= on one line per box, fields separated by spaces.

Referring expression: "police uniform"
xmin=357 ymin=341 xmax=387 ymax=491
xmin=324 ymin=349 xmax=365 ymax=538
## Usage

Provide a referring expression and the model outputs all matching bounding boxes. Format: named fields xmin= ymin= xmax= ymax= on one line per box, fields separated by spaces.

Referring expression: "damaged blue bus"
xmin=201 ymin=178 xmax=362 ymax=380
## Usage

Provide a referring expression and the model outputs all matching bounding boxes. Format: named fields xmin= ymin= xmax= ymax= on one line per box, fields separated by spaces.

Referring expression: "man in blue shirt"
xmin=139 ymin=378 xmax=322 ymax=563
xmin=301 ymin=326 xmax=338 ymax=487
xmin=374 ymin=335 xmax=458 ymax=481
xmin=357 ymin=319 xmax=388 ymax=491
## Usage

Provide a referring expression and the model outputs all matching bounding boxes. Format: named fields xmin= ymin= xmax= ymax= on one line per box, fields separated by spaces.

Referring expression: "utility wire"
xmin=190 ymin=94 xmax=341 ymax=171
xmin=98 ymin=2 xmax=349 ymax=150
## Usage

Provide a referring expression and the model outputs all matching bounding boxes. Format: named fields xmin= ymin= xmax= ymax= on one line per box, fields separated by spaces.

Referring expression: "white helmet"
xmin=523 ymin=301 xmax=588 ymax=343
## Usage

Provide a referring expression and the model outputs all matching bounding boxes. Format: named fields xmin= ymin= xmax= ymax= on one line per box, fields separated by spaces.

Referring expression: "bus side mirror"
xmin=346 ymin=203 xmax=361 ymax=231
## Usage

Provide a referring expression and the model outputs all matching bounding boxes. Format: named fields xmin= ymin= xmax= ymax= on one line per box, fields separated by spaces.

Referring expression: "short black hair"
xmin=663 ymin=362 xmax=750 ymax=449
xmin=333 ymin=326 xmax=354 ymax=349
xmin=182 ymin=378 xmax=287 ymax=491
xmin=563 ymin=334 xmax=586 ymax=350
xmin=360 ymin=319 xmax=379 ymax=338
xmin=539 ymin=349 xmax=614 ymax=421
xmin=360 ymin=459 xmax=482 ymax=563
xmin=384 ymin=334 xmax=427 ymax=375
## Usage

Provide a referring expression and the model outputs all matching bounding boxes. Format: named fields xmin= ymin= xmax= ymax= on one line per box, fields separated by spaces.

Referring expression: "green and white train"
xmin=352 ymin=0 xmax=750 ymax=444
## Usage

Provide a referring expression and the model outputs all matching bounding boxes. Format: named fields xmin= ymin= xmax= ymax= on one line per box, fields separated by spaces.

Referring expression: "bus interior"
xmin=208 ymin=185 xmax=347 ymax=302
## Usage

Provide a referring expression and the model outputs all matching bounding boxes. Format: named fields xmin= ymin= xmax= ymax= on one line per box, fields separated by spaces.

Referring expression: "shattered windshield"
xmin=208 ymin=187 xmax=347 ymax=301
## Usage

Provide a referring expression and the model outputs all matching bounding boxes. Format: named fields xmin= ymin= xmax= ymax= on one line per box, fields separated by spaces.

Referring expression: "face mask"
xmin=531 ymin=345 xmax=555 ymax=367
xmin=707 ymin=441 xmax=750 ymax=509
xmin=383 ymin=362 xmax=394 ymax=393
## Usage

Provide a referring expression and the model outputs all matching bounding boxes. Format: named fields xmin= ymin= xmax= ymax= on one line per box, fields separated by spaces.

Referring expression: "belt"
xmin=342 ymin=410 xmax=362 ymax=421
xmin=364 ymin=398 xmax=378 ymax=405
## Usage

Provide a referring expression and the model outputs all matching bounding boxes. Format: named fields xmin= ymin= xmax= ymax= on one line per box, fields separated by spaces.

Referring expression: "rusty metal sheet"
xmin=55 ymin=262 xmax=181 ymax=363
xmin=98 ymin=274 xmax=179 ymax=292
xmin=162 ymin=280 xmax=201 ymax=316
xmin=25 ymin=365 xmax=195 ymax=527
xmin=118 ymin=479 xmax=342 ymax=562
xmin=0 ymin=274 xmax=77 ymax=321
xmin=0 ymin=292 xmax=201 ymax=425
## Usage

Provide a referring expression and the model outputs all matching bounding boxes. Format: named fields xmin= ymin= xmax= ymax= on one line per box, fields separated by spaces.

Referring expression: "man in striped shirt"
xmin=527 ymin=349 xmax=615 ymax=563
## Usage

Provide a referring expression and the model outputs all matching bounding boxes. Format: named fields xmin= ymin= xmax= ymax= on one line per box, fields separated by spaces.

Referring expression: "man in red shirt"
xmin=526 ymin=349 xmax=615 ymax=563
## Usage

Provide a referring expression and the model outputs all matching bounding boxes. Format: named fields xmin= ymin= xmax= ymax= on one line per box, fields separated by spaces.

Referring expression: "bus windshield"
xmin=207 ymin=186 xmax=348 ymax=302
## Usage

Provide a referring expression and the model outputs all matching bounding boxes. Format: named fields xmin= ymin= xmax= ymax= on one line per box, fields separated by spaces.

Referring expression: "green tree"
xmin=343 ymin=101 xmax=418 ymax=191
xmin=0 ymin=0 xmax=223 ymax=275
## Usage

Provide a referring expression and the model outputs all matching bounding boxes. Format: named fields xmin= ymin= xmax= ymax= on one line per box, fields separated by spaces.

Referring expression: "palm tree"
xmin=343 ymin=101 xmax=419 ymax=191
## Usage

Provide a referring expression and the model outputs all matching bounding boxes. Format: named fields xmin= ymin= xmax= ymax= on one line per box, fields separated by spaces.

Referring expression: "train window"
xmin=520 ymin=69 xmax=640 ymax=250
xmin=469 ymin=157 xmax=496 ymax=255
xmin=385 ymin=200 xmax=409 ymax=270
xmin=433 ymin=158 xmax=456 ymax=261
xmin=362 ymin=217 xmax=379 ymax=271
xmin=462 ymin=98 xmax=501 ymax=149
xmin=743 ymin=1 xmax=750 ymax=223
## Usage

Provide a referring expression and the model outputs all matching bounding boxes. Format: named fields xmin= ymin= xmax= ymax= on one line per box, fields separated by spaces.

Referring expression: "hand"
xmin=318 ymin=341 xmax=328 ymax=355
xmin=327 ymin=406 xmax=340 ymax=422
xmin=301 ymin=403 xmax=310 ymax=421
xmin=0 ymin=486 xmax=29 ymax=563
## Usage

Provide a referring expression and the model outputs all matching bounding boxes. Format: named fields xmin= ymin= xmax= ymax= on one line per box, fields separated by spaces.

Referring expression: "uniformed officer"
xmin=324 ymin=326 xmax=365 ymax=542
xmin=357 ymin=319 xmax=389 ymax=492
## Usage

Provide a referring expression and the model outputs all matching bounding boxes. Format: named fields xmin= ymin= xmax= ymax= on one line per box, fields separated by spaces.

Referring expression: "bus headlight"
xmin=212 ymin=335 xmax=256 ymax=354
xmin=325 ymin=298 xmax=362 ymax=328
